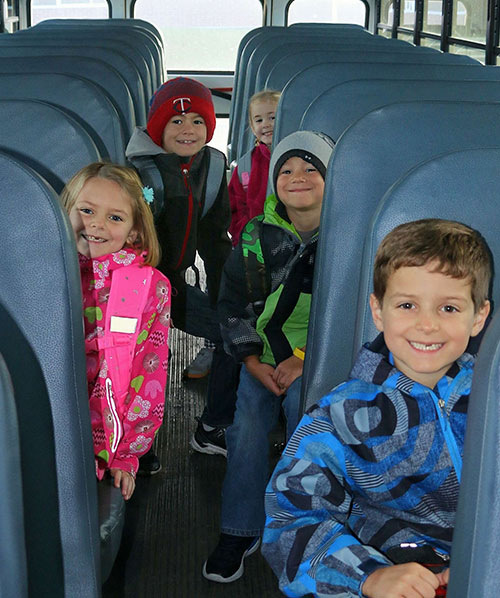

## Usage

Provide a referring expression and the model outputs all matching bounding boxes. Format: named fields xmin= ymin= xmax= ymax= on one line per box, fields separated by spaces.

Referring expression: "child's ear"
xmin=471 ymin=300 xmax=491 ymax=337
xmin=370 ymin=293 xmax=384 ymax=332
xmin=127 ymin=229 xmax=138 ymax=245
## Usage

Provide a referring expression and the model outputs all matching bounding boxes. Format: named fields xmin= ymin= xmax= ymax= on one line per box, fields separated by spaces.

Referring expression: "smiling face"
xmin=249 ymin=98 xmax=277 ymax=146
xmin=161 ymin=112 xmax=207 ymax=156
xmin=370 ymin=262 xmax=489 ymax=388
xmin=276 ymin=156 xmax=324 ymax=214
xmin=69 ymin=176 xmax=137 ymax=259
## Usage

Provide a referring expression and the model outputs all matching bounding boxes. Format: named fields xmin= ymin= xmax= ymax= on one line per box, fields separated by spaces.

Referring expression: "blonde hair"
xmin=60 ymin=162 xmax=160 ymax=267
xmin=248 ymin=89 xmax=281 ymax=127
xmin=373 ymin=218 xmax=492 ymax=312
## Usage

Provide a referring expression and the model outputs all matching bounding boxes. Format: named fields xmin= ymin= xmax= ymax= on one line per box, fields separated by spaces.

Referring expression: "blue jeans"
xmin=184 ymin=284 xmax=238 ymax=428
xmin=221 ymin=365 xmax=302 ymax=537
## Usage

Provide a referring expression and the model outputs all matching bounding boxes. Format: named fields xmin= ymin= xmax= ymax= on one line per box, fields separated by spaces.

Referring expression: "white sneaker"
xmin=183 ymin=347 xmax=214 ymax=379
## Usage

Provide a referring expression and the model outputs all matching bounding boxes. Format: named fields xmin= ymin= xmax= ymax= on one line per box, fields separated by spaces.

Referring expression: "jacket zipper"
xmin=174 ymin=159 xmax=195 ymax=270
xmin=430 ymin=368 xmax=468 ymax=482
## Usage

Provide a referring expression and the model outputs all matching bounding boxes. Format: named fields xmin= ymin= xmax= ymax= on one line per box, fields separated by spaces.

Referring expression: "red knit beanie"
xmin=146 ymin=77 xmax=216 ymax=146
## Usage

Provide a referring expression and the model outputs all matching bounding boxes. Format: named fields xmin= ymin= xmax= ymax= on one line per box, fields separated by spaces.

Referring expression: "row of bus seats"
xmin=0 ymin=18 xmax=166 ymax=596
xmin=230 ymin=23 xmax=500 ymax=597
xmin=0 ymin=18 xmax=164 ymax=189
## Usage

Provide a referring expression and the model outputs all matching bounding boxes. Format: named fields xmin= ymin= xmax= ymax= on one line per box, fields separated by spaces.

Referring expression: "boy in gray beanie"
xmin=203 ymin=130 xmax=335 ymax=584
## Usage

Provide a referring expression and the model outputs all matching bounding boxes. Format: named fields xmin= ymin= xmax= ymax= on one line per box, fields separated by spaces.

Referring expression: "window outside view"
xmin=134 ymin=0 xmax=262 ymax=72
xmin=288 ymin=0 xmax=365 ymax=26
xmin=31 ymin=0 xmax=108 ymax=25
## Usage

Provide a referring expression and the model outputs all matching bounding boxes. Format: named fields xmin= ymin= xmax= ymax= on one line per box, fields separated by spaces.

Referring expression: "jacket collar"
xmin=350 ymin=332 xmax=474 ymax=396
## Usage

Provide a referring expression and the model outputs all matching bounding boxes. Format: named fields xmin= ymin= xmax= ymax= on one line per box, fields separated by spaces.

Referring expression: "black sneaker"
xmin=203 ymin=533 xmax=260 ymax=583
xmin=137 ymin=449 xmax=161 ymax=476
xmin=190 ymin=418 xmax=227 ymax=456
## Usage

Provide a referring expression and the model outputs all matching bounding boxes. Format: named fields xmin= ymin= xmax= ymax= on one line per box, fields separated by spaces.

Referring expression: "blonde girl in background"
xmin=228 ymin=89 xmax=281 ymax=246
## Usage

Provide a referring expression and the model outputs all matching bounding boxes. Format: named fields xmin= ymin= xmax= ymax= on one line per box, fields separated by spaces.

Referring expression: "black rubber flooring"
xmin=102 ymin=327 xmax=284 ymax=598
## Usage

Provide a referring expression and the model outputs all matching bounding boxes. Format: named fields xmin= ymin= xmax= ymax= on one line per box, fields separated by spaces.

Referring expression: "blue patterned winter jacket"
xmin=262 ymin=335 xmax=474 ymax=598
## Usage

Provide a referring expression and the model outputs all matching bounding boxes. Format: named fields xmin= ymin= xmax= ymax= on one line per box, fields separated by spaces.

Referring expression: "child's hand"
xmin=362 ymin=563 xmax=442 ymax=598
xmin=110 ymin=468 xmax=136 ymax=501
xmin=272 ymin=355 xmax=303 ymax=391
xmin=244 ymin=355 xmax=284 ymax=396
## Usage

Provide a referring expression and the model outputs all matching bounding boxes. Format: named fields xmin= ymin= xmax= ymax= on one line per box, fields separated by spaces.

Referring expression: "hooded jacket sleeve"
xmin=262 ymin=396 xmax=392 ymax=598
xmin=197 ymin=163 xmax=232 ymax=305
xmin=228 ymin=166 xmax=250 ymax=247
xmin=217 ymin=239 xmax=264 ymax=362
xmin=109 ymin=270 xmax=171 ymax=476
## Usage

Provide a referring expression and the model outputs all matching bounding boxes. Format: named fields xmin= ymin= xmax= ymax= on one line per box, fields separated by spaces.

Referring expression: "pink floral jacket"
xmin=79 ymin=249 xmax=170 ymax=479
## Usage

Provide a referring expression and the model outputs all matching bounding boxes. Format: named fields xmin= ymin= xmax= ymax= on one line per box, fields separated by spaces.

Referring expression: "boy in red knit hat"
xmin=127 ymin=77 xmax=238 ymax=473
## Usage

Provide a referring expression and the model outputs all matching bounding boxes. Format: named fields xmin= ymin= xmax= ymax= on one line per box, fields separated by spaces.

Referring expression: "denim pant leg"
xmin=221 ymin=365 xmax=283 ymax=537
xmin=281 ymin=375 xmax=303 ymax=440
xmin=184 ymin=284 xmax=239 ymax=428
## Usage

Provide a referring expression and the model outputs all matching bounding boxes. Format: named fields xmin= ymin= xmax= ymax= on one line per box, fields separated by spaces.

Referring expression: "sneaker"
xmin=137 ymin=449 xmax=162 ymax=476
xmin=190 ymin=419 xmax=227 ymax=456
xmin=203 ymin=533 xmax=261 ymax=583
xmin=183 ymin=347 xmax=214 ymax=379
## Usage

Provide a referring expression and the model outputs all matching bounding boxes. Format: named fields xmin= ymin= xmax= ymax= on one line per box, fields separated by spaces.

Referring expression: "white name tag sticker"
xmin=110 ymin=316 xmax=138 ymax=334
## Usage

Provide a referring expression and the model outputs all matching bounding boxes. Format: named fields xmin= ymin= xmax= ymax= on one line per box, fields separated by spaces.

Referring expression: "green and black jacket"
xmin=217 ymin=193 xmax=317 ymax=366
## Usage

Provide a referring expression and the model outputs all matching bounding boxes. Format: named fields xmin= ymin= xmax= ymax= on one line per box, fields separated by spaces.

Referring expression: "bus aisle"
xmin=102 ymin=325 xmax=284 ymax=597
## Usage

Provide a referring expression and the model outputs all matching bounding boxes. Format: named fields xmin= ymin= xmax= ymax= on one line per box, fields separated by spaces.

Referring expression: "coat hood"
xmin=126 ymin=126 xmax=167 ymax=160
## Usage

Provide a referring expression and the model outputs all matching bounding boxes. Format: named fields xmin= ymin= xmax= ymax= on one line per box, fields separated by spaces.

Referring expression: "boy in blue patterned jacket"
xmin=262 ymin=219 xmax=491 ymax=598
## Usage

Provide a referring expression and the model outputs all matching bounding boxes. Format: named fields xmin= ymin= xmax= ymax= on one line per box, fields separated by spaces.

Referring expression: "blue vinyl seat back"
xmin=0 ymin=99 xmax=101 ymax=192
xmin=303 ymin=101 xmax=500 ymax=411
xmin=3 ymin=33 xmax=154 ymax=100
xmin=0 ymin=72 xmax=125 ymax=164
xmin=0 ymin=54 xmax=136 ymax=136
xmin=0 ymin=43 xmax=146 ymax=124
xmin=273 ymin=61 xmax=497 ymax=144
xmin=237 ymin=41 xmax=444 ymax=161
xmin=0 ymin=351 xmax=28 ymax=598
xmin=29 ymin=22 xmax=163 ymax=89
xmin=39 ymin=17 xmax=164 ymax=45
xmin=301 ymin=78 xmax=500 ymax=142
xmin=355 ymin=148 xmax=500 ymax=351
xmin=448 ymin=301 xmax=500 ymax=596
xmin=229 ymin=25 xmax=373 ymax=161
xmin=0 ymin=302 xmax=63 ymax=597
xmin=0 ymin=151 xmax=101 ymax=595
xmin=238 ymin=46 xmax=477 ymax=161
xmin=235 ymin=33 xmax=411 ymax=156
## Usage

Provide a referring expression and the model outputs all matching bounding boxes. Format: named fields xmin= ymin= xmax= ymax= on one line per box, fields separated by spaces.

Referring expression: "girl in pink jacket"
xmin=61 ymin=162 xmax=171 ymax=500
xmin=228 ymin=90 xmax=281 ymax=246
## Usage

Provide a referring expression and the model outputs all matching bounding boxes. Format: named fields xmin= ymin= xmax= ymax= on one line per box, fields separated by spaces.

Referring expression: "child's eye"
xmin=172 ymin=118 xmax=183 ymax=125
xmin=442 ymin=305 xmax=459 ymax=313
xmin=398 ymin=302 xmax=414 ymax=310
xmin=280 ymin=168 xmax=292 ymax=175
xmin=109 ymin=215 xmax=123 ymax=222
xmin=306 ymin=167 xmax=317 ymax=173
xmin=194 ymin=118 xmax=205 ymax=125
xmin=254 ymin=117 xmax=263 ymax=123
xmin=79 ymin=207 xmax=93 ymax=215
xmin=270 ymin=114 xmax=276 ymax=121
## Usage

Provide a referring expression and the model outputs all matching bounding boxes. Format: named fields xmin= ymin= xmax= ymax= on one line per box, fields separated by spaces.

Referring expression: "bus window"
xmin=449 ymin=43 xmax=486 ymax=64
xmin=422 ymin=0 xmax=442 ymax=35
xmin=287 ymin=0 xmax=365 ymax=26
xmin=132 ymin=0 xmax=262 ymax=72
xmin=31 ymin=0 xmax=109 ymax=25
xmin=378 ymin=0 xmax=394 ymax=37
xmin=400 ymin=0 xmax=415 ymax=28
xmin=452 ymin=0 xmax=487 ymax=44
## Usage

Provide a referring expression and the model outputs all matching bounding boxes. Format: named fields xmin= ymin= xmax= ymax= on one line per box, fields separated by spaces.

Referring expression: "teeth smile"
xmin=83 ymin=234 xmax=106 ymax=243
xmin=410 ymin=341 xmax=443 ymax=351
